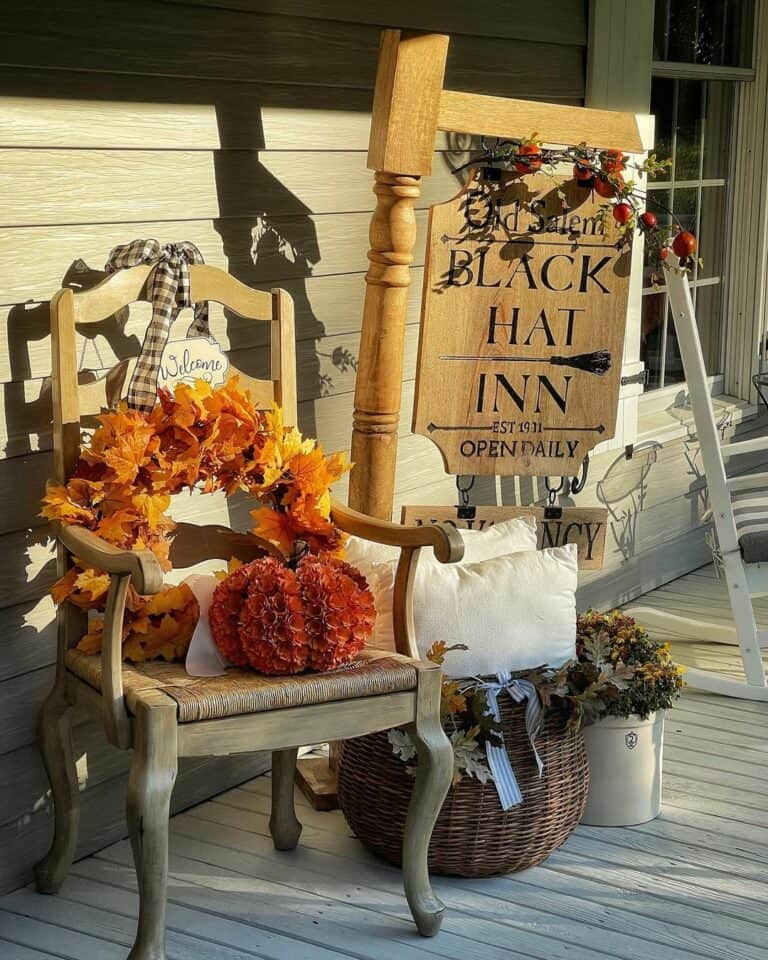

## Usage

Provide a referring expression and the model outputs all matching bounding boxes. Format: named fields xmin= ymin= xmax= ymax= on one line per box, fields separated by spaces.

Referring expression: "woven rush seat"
xmin=65 ymin=647 xmax=419 ymax=722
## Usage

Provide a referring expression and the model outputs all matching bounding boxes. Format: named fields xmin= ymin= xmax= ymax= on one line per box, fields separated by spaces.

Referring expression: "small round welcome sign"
xmin=157 ymin=337 xmax=229 ymax=392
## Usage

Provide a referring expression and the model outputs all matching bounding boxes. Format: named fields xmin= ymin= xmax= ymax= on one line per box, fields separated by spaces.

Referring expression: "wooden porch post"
xmin=348 ymin=29 xmax=449 ymax=519
xmin=296 ymin=31 xmax=448 ymax=810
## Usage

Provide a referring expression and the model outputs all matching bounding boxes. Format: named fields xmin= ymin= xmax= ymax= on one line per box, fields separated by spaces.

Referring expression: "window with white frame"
xmin=640 ymin=0 xmax=755 ymax=392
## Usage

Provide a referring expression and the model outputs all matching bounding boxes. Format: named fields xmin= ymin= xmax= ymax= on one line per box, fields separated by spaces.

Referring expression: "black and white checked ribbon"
xmin=481 ymin=672 xmax=544 ymax=810
xmin=105 ymin=239 xmax=210 ymax=412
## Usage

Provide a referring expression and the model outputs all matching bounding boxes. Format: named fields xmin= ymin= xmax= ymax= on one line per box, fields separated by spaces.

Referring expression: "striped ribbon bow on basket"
xmin=477 ymin=672 xmax=544 ymax=810
xmin=105 ymin=239 xmax=211 ymax=412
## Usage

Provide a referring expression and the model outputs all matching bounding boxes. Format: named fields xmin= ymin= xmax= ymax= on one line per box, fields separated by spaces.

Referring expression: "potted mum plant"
xmin=551 ymin=610 xmax=685 ymax=826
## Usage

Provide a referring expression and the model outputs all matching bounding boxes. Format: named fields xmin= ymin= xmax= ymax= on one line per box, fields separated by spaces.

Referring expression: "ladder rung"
xmin=721 ymin=438 xmax=768 ymax=458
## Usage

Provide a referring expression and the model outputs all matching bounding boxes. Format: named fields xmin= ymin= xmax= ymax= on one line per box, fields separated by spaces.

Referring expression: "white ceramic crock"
xmin=580 ymin=711 xmax=665 ymax=826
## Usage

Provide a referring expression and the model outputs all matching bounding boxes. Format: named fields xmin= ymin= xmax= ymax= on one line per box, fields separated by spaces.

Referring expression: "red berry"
xmin=658 ymin=247 xmax=669 ymax=260
xmin=672 ymin=230 xmax=697 ymax=258
xmin=603 ymin=149 xmax=627 ymax=174
xmin=514 ymin=142 xmax=542 ymax=174
xmin=612 ymin=202 xmax=633 ymax=225
xmin=573 ymin=162 xmax=594 ymax=182
xmin=594 ymin=176 xmax=618 ymax=199
xmin=640 ymin=211 xmax=658 ymax=229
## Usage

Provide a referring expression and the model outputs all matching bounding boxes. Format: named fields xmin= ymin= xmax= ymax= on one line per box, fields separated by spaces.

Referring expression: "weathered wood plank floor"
xmin=629 ymin=563 xmax=768 ymax=680
xmin=1 ymin=564 xmax=767 ymax=960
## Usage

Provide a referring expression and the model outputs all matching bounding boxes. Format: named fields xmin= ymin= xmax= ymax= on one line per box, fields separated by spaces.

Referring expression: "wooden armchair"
xmin=35 ymin=263 xmax=463 ymax=960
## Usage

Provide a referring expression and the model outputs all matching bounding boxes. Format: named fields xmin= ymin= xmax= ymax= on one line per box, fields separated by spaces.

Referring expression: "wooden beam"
xmin=437 ymin=89 xmax=649 ymax=152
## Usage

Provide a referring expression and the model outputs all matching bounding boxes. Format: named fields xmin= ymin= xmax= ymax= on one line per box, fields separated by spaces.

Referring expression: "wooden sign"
xmin=157 ymin=337 xmax=228 ymax=393
xmin=401 ymin=504 xmax=607 ymax=570
xmin=413 ymin=168 xmax=632 ymax=476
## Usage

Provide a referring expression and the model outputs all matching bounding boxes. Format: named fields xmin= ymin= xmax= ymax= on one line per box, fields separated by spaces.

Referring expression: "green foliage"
xmin=563 ymin=610 xmax=685 ymax=728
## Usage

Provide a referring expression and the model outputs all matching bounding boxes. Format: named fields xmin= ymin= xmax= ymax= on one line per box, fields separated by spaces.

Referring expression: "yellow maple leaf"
xmin=76 ymin=617 xmax=105 ymax=654
xmin=143 ymin=582 xmax=195 ymax=617
xmin=131 ymin=492 xmax=172 ymax=531
xmin=426 ymin=640 xmax=448 ymax=665
xmin=74 ymin=568 xmax=111 ymax=603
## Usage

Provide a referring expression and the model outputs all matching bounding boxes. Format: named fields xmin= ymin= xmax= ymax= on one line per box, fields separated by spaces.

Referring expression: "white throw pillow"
xmin=348 ymin=516 xmax=539 ymax=653
xmin=413 ymin=544 xmax=578 ymax=677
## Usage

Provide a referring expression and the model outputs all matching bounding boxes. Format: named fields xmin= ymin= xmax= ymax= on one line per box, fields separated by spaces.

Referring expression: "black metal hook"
xmin=570 ymin=453 xmax=590 ymax=495
xmin=455 ymin=475 xmax=477 ymax=521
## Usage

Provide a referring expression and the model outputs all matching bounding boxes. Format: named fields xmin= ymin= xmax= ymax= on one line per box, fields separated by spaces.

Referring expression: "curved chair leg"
xmin=402 ymin=667 xmax=453 ymax=937
xmin=126 ymin=701 xmax=178 ymax=960
xmin=270 ymin=748 xmax=302 ymax=851
xmin=34 ymin=679 xmax=81 ymax=894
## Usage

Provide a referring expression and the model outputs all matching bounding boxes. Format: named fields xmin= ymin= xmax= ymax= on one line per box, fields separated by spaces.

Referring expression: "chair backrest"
xmin=50 ymin=263 xmax=297 ymax=484
xmin=665 ymin=260 xmax=740 ymax=555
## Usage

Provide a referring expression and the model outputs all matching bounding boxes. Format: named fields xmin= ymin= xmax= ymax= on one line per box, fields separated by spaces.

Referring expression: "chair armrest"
xmin=330 ymin=499 xmax=464 ymax=564
xmin=57 ymin=524 xmax=164 ymax=595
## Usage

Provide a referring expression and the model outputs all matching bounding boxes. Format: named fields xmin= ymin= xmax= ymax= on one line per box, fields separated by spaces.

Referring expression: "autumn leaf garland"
xmin=41 ymin=375 xmax=351 ymax=662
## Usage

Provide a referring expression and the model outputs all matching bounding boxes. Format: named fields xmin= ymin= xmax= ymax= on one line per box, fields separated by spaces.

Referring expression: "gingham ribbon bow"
xmin=481 ymin=672 xmax=544 ymax=810
xmin=105 ymin=239 xmax=210 ymax=412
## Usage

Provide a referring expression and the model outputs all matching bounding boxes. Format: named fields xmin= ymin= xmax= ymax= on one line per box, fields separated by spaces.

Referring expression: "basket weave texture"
xmin=338 ymin=691 xmax=589 ymax=877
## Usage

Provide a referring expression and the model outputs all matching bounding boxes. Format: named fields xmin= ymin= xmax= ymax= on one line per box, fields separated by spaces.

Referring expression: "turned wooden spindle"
xmin=296 ymin=29 xmax=448 ymax=809
xmin=346 ymin=29 xmax=448 ymax=520
xmin=349 ymin=171 xmax=421 ymax=519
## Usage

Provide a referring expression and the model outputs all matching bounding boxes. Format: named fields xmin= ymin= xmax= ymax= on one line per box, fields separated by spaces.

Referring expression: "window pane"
xmin=653 ymin=0 xmax=671 ymax=59
xmin=665 ymin=1 xmax=702 ymax=63
xmin=674 ymin=81 xmax=703 ymax=180
xmin=671 ymin=187 xmax=698 ymax=235
xmin=643 ymin=188 xmax=672 ymax=285
xmin=641 ymin=292 xmax=667 ymax=390
xmin=694 ymin=283 xmax=725 ymax=374
xmin=644 ymin=188 xmax=673 ymax=231
xmin=654 ymin=0 xmax=754 ymax=66
xmin=701 ymin=82 xmax=733 ymax=179
xmin=698 ymin=186 xmax=727 ymax=280
xmin=664 ymin=312 xmax=686 ymax=386
xmin=649 ymin=78 xmax=674 ymax=182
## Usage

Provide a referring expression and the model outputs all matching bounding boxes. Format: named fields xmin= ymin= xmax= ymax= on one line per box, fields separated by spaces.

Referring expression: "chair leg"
xmin=723 ymin=552 xmax=767 ymax=688
xmin=269 ymin=748 xmax=302 ymax=851
xmin=126 ymin=702 xmax=178 ymax=960
xmin=402 ymin=667 xmax=453 ymax=937
xmin=34 ymin=679 xmax=80 ymax=894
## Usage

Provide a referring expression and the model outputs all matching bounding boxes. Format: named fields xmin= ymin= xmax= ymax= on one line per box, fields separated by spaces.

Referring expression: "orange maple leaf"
xmin=40 ymin=479 xmax=103 ymax=527
xmin=251 ymin=506 xmax=298 ymax=557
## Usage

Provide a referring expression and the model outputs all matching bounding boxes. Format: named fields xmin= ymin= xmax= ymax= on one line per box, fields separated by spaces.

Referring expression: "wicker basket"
xmin=338 ymin=692 xmax=589 ymax=877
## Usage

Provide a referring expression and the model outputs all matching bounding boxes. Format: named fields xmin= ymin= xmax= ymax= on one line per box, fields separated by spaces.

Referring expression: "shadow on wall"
xmin=595 ymin=443 xmax=663 ymax=562
xmin=0 ymin=76 xmax=377 ymax=892
xmin=213 ymin=98 xmax=323 ymax=439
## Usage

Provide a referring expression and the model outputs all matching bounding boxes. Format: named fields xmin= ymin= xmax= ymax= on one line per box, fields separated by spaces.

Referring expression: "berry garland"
xmin=41 ymin=376 xmax=351 ymax=663
xmin=458 ymin=135 xmax=699 ymax=277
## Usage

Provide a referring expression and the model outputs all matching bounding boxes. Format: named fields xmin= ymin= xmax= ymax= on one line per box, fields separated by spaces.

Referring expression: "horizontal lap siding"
xmin=0 ymin=0 xmax=588 ymax=893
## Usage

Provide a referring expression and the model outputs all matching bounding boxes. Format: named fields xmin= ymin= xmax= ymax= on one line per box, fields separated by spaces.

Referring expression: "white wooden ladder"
xmin=626 ymin=257 xmax=768 ymax=700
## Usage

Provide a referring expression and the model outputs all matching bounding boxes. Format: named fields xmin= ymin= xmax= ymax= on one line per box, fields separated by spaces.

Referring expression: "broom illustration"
xmin=439 ymin=349 xmax=612 ymax=376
